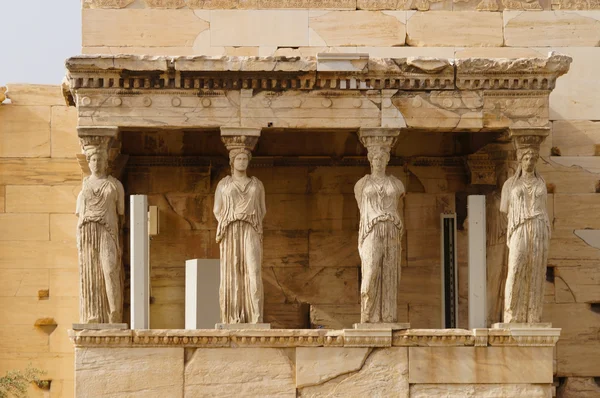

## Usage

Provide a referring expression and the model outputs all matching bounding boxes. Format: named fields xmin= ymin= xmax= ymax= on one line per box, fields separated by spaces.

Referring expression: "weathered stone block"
xmin=296 ymin=347 xmax=370 ymax=388
xmin=554 ymin=266 xmax=600 ymax=303
xmin=545 ymin=47 xmax=600 ymax=120
xmin=558 ymin=377 xmax=600 ymax=398
xmin=185 ymin=348 xmax=295 ymax=397
xmin=398 ymin=266 xmax=441 ymax=307
xmin=5 ymin=84 xmax=65 ymax=106
xmin=310 ymin=304 xmax=361 ymax=329
xmin=263 ymin=266 xmax=360 ymax=305
xmin=309 ymin=11 xmax=405 ymax=47
xmin=297 ymin=347 xmax=409 ymax=397
xmin=0 ymin=241 xmax=77 ymax=269
xmin=552 ymin=120 xmax=600 ymax=156
xmin=504 ymin=11 xmax=600 ymax=47
xmin=548 ymin=227 xmax=600 ymax=265
xmin=51 ymin=106 xmax=80 ymax=158
xmin=264 ymin=302 xmax=310 ymax=329
xmin=554 ymin=194 xmax=600 ymax=229
xmin=0 ymin=159 xmax=81 ymax=186
xmin=538 ymin=157 xmax=600 ymax=194
xmin=409 ymin=303 xmax=442 ymax=328
xmin=543 ymin=303 xmax=600 ymax=341
xmin=211 ymin=10 xmax=309 ymax=46
xmin=308 ymin=166 xmax=368 ymax=195
xmin=264 ymin=230 xmax=309 ymax=268
xmin=0 ymin=106 xmax=50 ymax=158
xmin=406 ymin=12 xmax=503 ymax=47
xmin=557 ymin=342 xmax=600 ymax=376
xmin=5 ymin=185 xmax=79 ymax=213
xmin=82 ymin=9 xmax=209 ymax=47
xmin=76 ymin=347 xmax=184 ymax=397
xmin=309 ymin=230 xmax=360 ymax=268
xmin=0 ymin=213 xmax=49 ymax=241
xmin=49 ymin=268 xmax=79 ymax=298
xmin=404 ymin=193 xmax=454 ymax=230
xmin=406 ymin=228 xmax=439 ymax=267
xmin=409 ymin=347 xmax=554 ymax=383
xmin=50 ymin=214 xmax=77 ymax=242
xmin=260 ymin=0 xmax=357 ymax=9
xmin=0 ymin=269 xmax=49 ymax=297
xmin=410 ymin=384 xmax=552 ymax=398
xmin=309 ymin=194 xmax=359 ymax=231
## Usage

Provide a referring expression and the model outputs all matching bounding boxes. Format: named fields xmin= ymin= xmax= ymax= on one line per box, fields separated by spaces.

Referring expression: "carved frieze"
xmin=466 ymin=152 xmax=497 ymax=185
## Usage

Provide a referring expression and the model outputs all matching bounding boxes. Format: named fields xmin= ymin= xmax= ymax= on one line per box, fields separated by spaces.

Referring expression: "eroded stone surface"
xmin=310 ymin=11 xmax=405 ymax=47
xmin=409 ymin=347 xmax=553 ymax=384
xmin=75 ymin=347 xmax=184 ymax=397
xmin=410 ymin=384 xmax=552 ymax=398
xmin=297 ymin=347 xmax=409 ymax=397
xmin=296 ymin=347 xmax=371 ymax=388
xmin=558 ymin=377 xmax=600 ymax=397
xmin=185 ymin=347 xmax=295 ymax=397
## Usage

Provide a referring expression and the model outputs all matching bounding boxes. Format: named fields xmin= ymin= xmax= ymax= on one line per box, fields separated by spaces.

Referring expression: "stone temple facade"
xmin=2 ymin=2 xmax=600 ymax=398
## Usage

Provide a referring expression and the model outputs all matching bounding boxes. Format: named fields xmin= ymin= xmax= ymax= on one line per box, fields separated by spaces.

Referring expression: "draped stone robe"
xmin=355 ymin=174 xmax=405 ymax=323
xmin=76 ymin=175 xmax=125 ymax=324
xmin=500 ymin=172 xmax=550 ymax=323
xmin=214 ymin=176 xmax=266 ymax=324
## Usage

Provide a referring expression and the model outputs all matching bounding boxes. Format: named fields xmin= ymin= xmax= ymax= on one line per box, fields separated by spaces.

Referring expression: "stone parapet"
xmin=70 ymin=328 xmax=559 ymax=397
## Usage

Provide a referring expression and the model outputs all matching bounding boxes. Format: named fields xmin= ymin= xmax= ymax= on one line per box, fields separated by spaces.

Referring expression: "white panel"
xmin=131 ymin=195 xmax=149 ymax=330
xmin=468 ymin=195 xmax=487 ymax=329
xmin=185 ymin=259 xmax=220 ymax=329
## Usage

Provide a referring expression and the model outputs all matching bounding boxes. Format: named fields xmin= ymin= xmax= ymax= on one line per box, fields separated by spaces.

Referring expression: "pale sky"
xmin=0 ymin=1 xmax=81 ymax=86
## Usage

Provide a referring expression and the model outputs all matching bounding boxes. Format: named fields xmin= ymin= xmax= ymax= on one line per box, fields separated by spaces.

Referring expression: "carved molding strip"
xmin=68 ymin=328 xmax=560 ymax=348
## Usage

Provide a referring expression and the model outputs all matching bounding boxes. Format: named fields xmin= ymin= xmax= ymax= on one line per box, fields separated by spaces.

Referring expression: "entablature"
xmin=64 ymin=53 xmax=571 ymax=133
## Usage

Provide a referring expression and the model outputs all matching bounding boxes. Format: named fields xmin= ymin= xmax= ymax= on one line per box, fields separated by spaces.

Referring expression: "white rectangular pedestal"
xmin=185 ymin=259 xmax=220 ymax=329
xmin=468 ymin=195 xmax=486 ymax=329
xmin=130 ymin=195 xmax=149 ymax=330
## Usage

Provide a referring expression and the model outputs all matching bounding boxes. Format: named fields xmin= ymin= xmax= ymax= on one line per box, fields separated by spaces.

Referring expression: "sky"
xmin=0 ymin=1 xmax=81 ymax=86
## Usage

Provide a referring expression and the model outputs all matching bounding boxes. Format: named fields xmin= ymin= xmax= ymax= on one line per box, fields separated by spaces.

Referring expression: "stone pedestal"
xmin=216 ymin=323 xmax=271 ymax=330
xmin=69 ymin=328 xmax=559 ymax=398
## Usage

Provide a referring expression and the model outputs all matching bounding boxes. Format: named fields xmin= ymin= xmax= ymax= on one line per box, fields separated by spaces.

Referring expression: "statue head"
xmin=229 ymin=148 xmax=252 ymax=174
xmin=85 ymin=146 xmax=109 ymax=178
xmin=517 ymin=147 xmax=539 ymax=174
xmin=367 ymin=147 xmax=391 ymax=174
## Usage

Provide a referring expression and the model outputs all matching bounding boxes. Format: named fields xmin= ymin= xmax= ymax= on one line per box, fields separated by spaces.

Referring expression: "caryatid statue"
xmin=76 ymin=136 xmax=125 ymax=324
xmin=355 ymin=129 xmax=405 ymax=323
xmin=213 ymin=128 xmax=266 ymax=324
xmin=500 ymin=133 xmax=550 ymax=323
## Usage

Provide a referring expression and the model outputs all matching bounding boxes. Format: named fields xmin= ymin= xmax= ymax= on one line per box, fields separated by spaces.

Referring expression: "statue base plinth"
xmin=215 ymin=323 xmax=271 ymax=330
xmin=72 ymin=323 xmax=128 ymax=330
xmin=353 ymin=323 xmax=410 ymax=330
xmin=492 ymin=323 xmax=552 ymax=329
